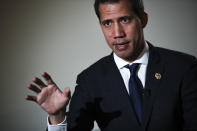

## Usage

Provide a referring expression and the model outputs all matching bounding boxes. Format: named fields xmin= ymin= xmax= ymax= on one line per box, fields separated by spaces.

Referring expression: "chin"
xmin=117 ymin=51 xmax=136 ymax=61
xmin=117 ymin=52 xmax=130 ymax=59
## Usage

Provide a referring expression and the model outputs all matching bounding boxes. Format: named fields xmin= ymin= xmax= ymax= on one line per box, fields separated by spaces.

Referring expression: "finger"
xmin=27 ymin=84 xmax=41 ymax=93
xmin=41 ymin=72 xmax=55 ymax=85
xmin=64 ymin=88 xmax=71 ymax=99
xmin=32 ymin=77 xmax=46 ymax=88
xmin=25 ymin=95 xmax=37 ymax=102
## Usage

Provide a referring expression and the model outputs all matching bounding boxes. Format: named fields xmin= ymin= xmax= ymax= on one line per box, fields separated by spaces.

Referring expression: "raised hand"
xmin=26 ymin=72 xmax=71 ymax=124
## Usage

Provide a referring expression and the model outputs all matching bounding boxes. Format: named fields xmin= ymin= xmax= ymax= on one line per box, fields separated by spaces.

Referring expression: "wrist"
xmin=49 ymin=111 xmax=66 ymax=125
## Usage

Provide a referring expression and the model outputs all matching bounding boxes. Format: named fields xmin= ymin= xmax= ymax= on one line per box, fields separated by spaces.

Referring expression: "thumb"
xmin=64 ymin=87 xmax=71 ymax=99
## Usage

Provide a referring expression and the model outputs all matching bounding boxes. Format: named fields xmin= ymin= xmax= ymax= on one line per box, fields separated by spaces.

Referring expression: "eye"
xmin=102 ymin=20 xmax=112 ymax=27
xmin=120 ymin=16 xmax=132 ymax=24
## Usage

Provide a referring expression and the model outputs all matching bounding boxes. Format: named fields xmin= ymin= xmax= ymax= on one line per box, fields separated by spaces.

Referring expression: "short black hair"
xmin=94 ymin=0 xmax=144 ymax=20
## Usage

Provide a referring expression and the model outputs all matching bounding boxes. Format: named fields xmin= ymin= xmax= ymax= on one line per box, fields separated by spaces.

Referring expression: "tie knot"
xmin=125 ymin=63 xmax=139 ymax=75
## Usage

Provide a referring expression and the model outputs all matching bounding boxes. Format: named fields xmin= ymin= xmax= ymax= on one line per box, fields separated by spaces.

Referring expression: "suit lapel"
xmin=103 ymin=54 xmax=141 ymax=125
xmin=103 ymin=44 xmax=165 ymax=127
xmin=142 ymin=43 xmax=165 ymax=128
xmin=104 ymin=53 xmax=132 ymax=105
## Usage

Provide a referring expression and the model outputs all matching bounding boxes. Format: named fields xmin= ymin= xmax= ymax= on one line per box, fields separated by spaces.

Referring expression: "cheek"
xmin=125 ymin=23 xmax=135 ymax=35
xmin=126 ymin=24 xmax=140 ymax=41
xmin=125 ymin=28 xmax=135 ymax=40
xmin=134 ymin=20 xmax=143 ymax=38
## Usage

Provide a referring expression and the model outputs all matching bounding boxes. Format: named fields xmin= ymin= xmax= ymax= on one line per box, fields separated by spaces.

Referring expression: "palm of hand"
xmin=26 ymin=72 xmax=71 ymax=115
xmin=38 ymin=84 xmax=68 ymax=115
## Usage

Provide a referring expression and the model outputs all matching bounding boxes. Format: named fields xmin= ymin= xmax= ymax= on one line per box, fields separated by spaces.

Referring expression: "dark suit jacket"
xmin=67 ymin=43 xmax=197 ymax=131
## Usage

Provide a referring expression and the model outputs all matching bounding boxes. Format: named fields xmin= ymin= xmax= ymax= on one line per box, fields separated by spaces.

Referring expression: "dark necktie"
xmin=126 ymin=63 xmax=144 ymax=124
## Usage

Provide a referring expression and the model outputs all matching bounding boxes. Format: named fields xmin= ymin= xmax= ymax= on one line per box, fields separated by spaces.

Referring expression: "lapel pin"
xmin=155 ymin=73 xmax=162 ymax=80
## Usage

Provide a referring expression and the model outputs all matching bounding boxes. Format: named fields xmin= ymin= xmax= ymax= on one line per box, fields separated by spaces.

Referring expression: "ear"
xmin=141 ymin=12 xmax=148 ymax=28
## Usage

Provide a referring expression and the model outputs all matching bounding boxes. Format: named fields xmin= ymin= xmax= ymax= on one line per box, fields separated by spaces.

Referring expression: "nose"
xmin=113 ymin=23 xmax=125 ymax=39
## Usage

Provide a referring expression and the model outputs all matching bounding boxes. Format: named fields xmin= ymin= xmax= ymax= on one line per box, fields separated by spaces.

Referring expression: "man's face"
xmin=99 ymin=0 xmax=146 ymax=62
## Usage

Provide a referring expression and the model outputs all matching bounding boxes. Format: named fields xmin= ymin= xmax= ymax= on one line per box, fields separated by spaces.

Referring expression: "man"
xmin=26 ymin=0 xmax=197 ymax=131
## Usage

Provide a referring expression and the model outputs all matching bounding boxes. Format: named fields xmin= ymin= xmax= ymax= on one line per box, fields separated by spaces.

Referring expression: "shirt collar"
xmin=113 ymin=41 xmax=149 ymax=69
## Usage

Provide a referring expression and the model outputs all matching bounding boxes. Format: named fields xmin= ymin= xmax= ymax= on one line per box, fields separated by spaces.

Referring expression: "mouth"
xmin=112 ymin=40 xmax=130 ymax=51
xmin=112 ymin=40 xmax=130 ymax=46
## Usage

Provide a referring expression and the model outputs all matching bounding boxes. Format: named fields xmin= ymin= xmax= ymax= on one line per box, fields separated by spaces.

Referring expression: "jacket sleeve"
xmin=67 ymin=72 xmax=95 ymax=131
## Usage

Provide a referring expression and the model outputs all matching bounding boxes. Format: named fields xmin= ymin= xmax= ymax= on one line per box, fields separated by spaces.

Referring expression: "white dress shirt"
xmin=47 ymin=116 xmax=67 ymax=131
xmin=113 ymin=42 xmax=149 ymax=93
xmin=47 ymin=42 xmax=149 ymax=131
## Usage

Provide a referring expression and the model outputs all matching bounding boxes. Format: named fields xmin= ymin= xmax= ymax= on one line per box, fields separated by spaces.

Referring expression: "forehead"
xmin=99 ymin=0 xmax=134 ymax=20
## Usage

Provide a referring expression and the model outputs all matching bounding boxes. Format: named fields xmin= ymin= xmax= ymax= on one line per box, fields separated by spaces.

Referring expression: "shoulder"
xmin=150 ymin=44 xmax=196 ymax=66
xmin=150 ymin=45 xmax=197 ymax=79
xmin=159 ymin=47 xmax=195 ymax=63
xmin=148 ymin=44 xmax=197 ymax=85
xmin=77 ymin=54 xmax=114 ymax=79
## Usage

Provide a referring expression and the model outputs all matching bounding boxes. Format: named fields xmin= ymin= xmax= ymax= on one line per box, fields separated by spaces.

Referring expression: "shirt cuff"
xmin=47 ymin=116 xmax=67 ymax=131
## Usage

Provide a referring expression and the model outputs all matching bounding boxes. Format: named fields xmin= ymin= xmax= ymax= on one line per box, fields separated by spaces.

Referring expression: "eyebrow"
xmin=101 ymin=19 xmax=112 ymax=25
xmin=118 ymin=16 xmax=134 ymax=21
xmin=101 ymin=15 xmax=134 ymax=22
